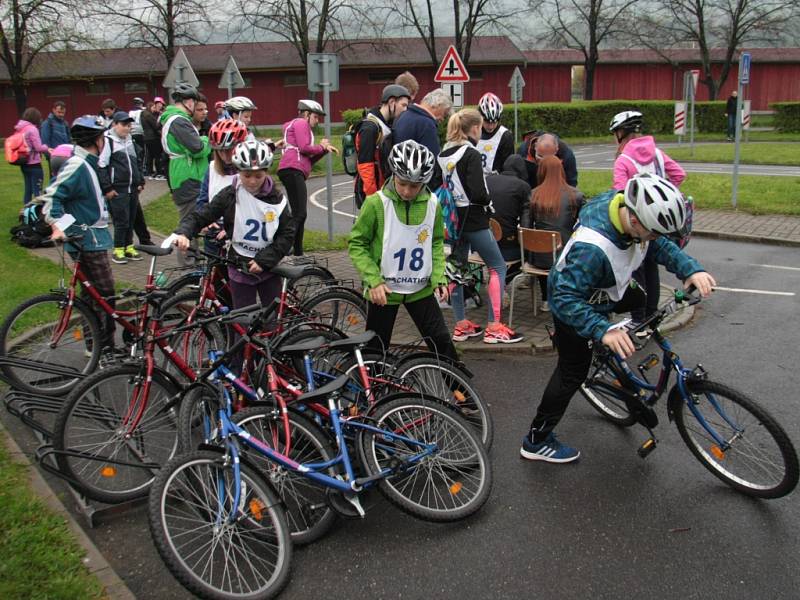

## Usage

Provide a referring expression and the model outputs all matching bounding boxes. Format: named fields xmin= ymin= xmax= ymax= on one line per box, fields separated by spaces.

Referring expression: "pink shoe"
xmin=453 ymin=319 xmax=483 ymax=342
xmin=483 ymin=323 xmax=524 ymax=344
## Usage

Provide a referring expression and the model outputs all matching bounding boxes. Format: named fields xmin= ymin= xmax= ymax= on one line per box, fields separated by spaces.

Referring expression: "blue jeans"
xmin=727 ymin=114 xmax=736 ymax=139
xmin=451 ymin=228 xmax=506 ymax=323
xmin=21 ymin=164 xmax=44 ymax=205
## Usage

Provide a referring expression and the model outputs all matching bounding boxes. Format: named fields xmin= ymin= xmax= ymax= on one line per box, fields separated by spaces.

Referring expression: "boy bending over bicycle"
xmin=521 ymin=173 xmax=716 ymax=463
xmin=42 ymin=115 xmax=121 ymax=361
xmin=349 ymin=140 xmax=458 ymax=361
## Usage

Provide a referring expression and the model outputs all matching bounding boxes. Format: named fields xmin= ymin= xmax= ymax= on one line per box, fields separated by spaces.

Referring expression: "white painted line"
xmin=748 ymin=264 xmax=800 ymax=272
xmin=310 ymin=181 xmax=356 ymax=218
xmin=713 ymin=286 xmax=795 ymax=296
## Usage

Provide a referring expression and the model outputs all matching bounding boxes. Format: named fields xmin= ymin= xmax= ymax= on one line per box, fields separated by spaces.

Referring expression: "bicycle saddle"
xmin=278 ymin=335 xmax=331 ymax=355
xmin=270 ymin=264 xmax=307 ymax=280
xmin=325 ymin=331 xmax=376 ymax=350
xmin=296 ymin=373 xmax=351 ymax=404
xmin=135 ymin=244 xmax=174 ymax=257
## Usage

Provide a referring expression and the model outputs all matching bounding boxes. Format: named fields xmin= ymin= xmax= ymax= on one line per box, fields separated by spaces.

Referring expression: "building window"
xmin=368 ymin=71 xmax=397 ymax=83
xmin=284 ymin=74 xmax=306 ymax=87
xmin=46 ymin=85 xmax=71 ymax=97
xmin=87 ymin=82 xmax=110 ymax=95
xmin=124 ymin=81 xmax=149 ymax=94
xmin=570 ymin=65 xmax=585 ymax=101
xmin=469 ymin=69 xmax=483 ymax=80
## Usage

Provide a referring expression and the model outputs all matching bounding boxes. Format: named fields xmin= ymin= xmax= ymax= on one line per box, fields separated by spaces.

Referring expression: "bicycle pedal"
xmin=637 ymin=438 xmax=658 ymax=459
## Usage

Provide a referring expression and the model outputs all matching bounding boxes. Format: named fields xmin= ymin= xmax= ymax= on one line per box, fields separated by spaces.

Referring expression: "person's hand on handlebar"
xmin=50 ymin=225 xmax=66 ymax=242
xmin=601 ymin=328 xmax=636 ymax=360
xmin=174 ymin=234 xmax=191 ymax=250
xmin=685 ymin=271 xmax=716 ymax=297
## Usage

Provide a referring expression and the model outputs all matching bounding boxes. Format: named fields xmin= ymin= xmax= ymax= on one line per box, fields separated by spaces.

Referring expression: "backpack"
xmin=436 ymin=183 xmax=460 ymax=242
xmin=342 ymin=112 xmax=388 ymax=178
xmin=5 ymin=130 xmax=30 ymax=166
xmin=10 ymin=203 xmax=53 ymax=248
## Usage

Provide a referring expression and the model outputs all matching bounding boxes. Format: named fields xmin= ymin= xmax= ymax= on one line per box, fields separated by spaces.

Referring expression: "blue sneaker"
xmin=520 ymin=432 xmax=580 ymax=463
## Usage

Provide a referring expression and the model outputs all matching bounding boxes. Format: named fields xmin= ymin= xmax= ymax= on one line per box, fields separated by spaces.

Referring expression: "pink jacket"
xmin=612 ymin=136 xmax=685 ymax=191
xmin=14 ymin=120 xmax=49 ymax=165
xmin=277 ymin=117 xmax=327 ymax=178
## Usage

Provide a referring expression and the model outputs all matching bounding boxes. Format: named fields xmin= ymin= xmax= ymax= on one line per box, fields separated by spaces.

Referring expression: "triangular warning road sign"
xmin=434 ymin=45 xmax=470 ymax=83
xmin=218 ymin=55 xmax=246 ymax=90
xmin=162 ymin=48 xmax=200 ymax=89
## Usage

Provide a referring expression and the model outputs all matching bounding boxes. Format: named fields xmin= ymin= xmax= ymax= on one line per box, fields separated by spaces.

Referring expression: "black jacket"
xmin=439 ymin=141 xmax=491 ymax=233
xmin=141 ymin=109 xmax=161 ymax=141
xmin=175 ymin=179 xmax=296 ymax=271
xmin=517 ymin=136 xmax=578 ymax=188
xmin=98 ymin=131 xmax=144 ymax=194
xmin=486 ymin=156 xmax=532 ymax=250
xmin=480 ymin=126 xmax=515 ymax=173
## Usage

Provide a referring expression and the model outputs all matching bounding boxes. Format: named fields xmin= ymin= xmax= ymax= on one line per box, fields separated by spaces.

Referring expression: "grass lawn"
xmin=578 ymin=169 xmax=800 ymax=215
xmin=664 ymin=142 xmax=800 ymax=166
xmin=0 ymin=161 xmax=106 ymax=598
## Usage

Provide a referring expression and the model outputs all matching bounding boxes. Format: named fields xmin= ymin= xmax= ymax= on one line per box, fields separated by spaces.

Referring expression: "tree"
xmin=0 ymin=0 xmax=93 ymax=115
xmin=236 ymin=0 xmax=384 ymax=66
xmin=635 ymin=0 xmax=799 ymax=100
xmin=107 ymin=0 xmax=211 ymax=67
xmin=532 ymin=0 xmax=638 ymax=100
xmin=399 ymin=0 xmax=517 ymax=69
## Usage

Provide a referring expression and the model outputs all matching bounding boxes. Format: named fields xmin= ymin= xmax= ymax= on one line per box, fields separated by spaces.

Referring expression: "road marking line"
xmin=310 ymin=181 xmax=356 ymax=218
xmin=748 ymin=264 xmax=800 ymax=272
xmin=713 ymin=286 xmax=795 ymax=296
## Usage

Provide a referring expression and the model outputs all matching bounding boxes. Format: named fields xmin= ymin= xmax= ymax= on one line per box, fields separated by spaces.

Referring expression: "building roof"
xmin=1 ymin=36 xmax=527 ymax=81
xmin=524 ymin=47 xmax=800 ymax=65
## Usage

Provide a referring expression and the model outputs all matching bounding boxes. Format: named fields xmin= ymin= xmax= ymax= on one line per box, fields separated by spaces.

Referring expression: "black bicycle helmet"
xmin=609 ymin=110 xmax=643 ymax=135
xmin=70 ymin=115 xmax=107 ymax=147
xmin=171 ymin=83 xmax=200 ymax=102
xmin=381 ymin=84 xmax=411 ymax=103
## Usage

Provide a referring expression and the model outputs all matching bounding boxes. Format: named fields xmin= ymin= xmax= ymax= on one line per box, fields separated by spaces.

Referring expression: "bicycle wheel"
xmin=579 ymin=354 xmax=637 ymax=427
xmin=0 ymin=293 xmax=102 ymax=394
xmin=288 ymin=265 xmax=335 ymax=304
xmin=177 ymin=385 xmax=222 ymax=453
xmin=673 ymin=379 xmax=799 ymax=499
xmin=53 ymin=364 xmax=180 ymax=503
xmin=158 ymin=291 xmax=227 ymax=375
xmin=358 ymin=396 xmax=492 ymax=522
xmin=394 ymin=357 xmax=494 ymax=449
xmin=301 ymin=288 xmax=367 ymax=336
xmin=149 ymin=450 xmax=292 ymax=600
xmin=233 ymin=407 xmax=338 ymax=545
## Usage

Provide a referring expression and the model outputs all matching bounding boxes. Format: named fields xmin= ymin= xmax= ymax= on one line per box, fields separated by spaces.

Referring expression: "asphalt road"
xmin=2 ymin=237 xmax=799 ymax=599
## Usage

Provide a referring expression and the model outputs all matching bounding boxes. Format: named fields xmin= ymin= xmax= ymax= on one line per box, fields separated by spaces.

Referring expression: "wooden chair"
xmin=468 ymin=218 xmax=522 ymax=269
xmin=508 ymin=227 xmax=562 ymax=326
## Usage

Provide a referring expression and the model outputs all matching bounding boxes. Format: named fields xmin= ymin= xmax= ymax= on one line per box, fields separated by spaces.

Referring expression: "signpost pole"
xmin=689 ymin=73 xmax=696 ymax=156
xmin=731 ymin=52 xmax=750 ymax=209
xmin=318 ymin=58 xmax=335 ymax=241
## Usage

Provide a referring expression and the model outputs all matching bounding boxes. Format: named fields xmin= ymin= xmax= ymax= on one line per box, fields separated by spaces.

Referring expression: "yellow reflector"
xmin=449 ymin=482 xmax=463 ymax=495
xmin=100 ymin=466 xmax=117 ymax=478
xmin=710 ymin=445 xmax=726 ymax=460
xmin=249 ymin=499 xmax=265 ymax=521
xmin=347 ymin=315 xmax=361 ymax=326
xmin=453 ymin=390 xmax=466 ymax=403
xmin=73 ymin=329 xmax=83 ymax=341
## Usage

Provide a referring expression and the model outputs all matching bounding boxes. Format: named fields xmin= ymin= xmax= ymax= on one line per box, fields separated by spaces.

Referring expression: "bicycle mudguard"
xmin=666 ymin=376 xmax=703 ymax=423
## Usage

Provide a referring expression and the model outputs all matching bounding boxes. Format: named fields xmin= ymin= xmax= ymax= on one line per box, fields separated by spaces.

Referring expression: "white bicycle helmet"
xmin=225 ymin=96 xmax=257 ymax=113
xmin=478 ymin=93 xmax=503 ymax=122
xmin=609 ymin=110 xmax=643 ymax=133
xmin=624 ymin=173 xmax=687 ymax=236
xmin=231 ymin=140 xmax=274 ymax=171
xmin=297 ymin=99 xmax=325 ymax=115
xmin=388 ymin=140 xmax=435 ymax=184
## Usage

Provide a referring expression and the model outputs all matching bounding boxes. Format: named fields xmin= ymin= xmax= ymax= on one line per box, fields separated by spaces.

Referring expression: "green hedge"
xmin=771 ymin=102 xmax=800 ymax=132
xmin=342 ymin=100 xmax=728 ymax=138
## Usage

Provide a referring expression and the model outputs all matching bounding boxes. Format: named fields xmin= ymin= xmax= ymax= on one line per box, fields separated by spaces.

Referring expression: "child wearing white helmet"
xmin=476 ymin=92 xmax=514 ymax=175
xmin=174 ymin=140 xmax=295 ymax=311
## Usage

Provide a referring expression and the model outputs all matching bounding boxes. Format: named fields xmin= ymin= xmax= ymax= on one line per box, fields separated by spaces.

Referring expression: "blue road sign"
xmin=740 ymin=52 xmax=751 ymax=84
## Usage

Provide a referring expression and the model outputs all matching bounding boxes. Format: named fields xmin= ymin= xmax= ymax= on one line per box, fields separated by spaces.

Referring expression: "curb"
xmin=693 ymin=229 xmax=800 ymax=248
xmin=0 ymin=419 xmax=136 ymax=600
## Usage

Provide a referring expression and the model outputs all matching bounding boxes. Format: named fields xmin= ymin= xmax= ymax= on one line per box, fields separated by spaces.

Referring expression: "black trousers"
xmin=278 ymin=168 xmax=308 ymax=256
xmin=528 ymin=285 xmax=645 ymax=442
xmin=366 ymin=294 xmax=458 ymax=362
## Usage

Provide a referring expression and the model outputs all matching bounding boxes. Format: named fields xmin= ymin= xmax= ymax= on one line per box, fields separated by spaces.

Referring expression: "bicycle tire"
xmin=300 ymin=287 xmax=367 ymax=336
xmin=393 ymin=356 xmax=494 ymax=449
xmin=358 ymin=395 xmax=492 ymax=522
xmin=177 ymin=385 xmax=222 ymax=453
xmin=158 ymin=291 xmax=227 ymax=374
xmin=579 ymin=354 xmax=637 ymax=427
xmin=233 ymin=407 xmax=339 ymax=545
xmin=0 ymin=293 xmax=102 ymax=395
xmin=53 ymin=363 xmax=180 ymax=504
xmin=148 ymin=450 xmax=292 ymax=600
xmin=673 ymin=379 xmax=799 ymax=499
xmin=288 ymin=265 xmax=335 ymax=304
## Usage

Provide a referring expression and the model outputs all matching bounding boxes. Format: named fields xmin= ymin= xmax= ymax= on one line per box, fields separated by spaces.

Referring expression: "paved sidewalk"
xmin=692 ymin=209 xmax=800 ymax=246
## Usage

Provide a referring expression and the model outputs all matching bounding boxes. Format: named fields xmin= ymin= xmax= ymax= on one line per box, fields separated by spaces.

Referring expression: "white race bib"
xmin=476 ymin=125 xmax=508 ymax=174
xmin=231 ymin=185 xmax=287 ymax=258
xmin=379 ymin=191 xmax=436 ymax=294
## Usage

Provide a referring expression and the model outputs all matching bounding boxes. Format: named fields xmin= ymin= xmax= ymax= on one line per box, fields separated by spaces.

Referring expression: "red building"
xmin=2 ymin=37 xmax=798 ymax=134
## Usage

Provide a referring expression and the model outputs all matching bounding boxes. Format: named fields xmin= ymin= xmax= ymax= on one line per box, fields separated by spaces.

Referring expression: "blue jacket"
xmin=42 ymin=146 xmax=112 ymax=252
xmin=40 ymin=112 xmax=71 ymax=148
xmin=548 ymin=193 xmax=703 ymax=341
xmin=393 ymin=104 xmax=440 ymax=155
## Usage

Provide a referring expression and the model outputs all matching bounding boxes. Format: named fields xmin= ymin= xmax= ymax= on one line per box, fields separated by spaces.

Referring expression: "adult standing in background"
xmin=278 ymin=99 xmax=338 ymax=256
xmin=128 ymin=97 xmax=146 ymax=154
xmin=141 ymin=100 xmax=165 ymax=180
xmin=725 ymin=90 xmax=738 ymax=141
xmin=99 ymin=98 xmax=117 ymax=128
xmin=395 ymin=71 xmax=420 ymax=102
xmin=40 ymin=101 xmax=70 ymax=169
xmin=14 ymin=107 xmax=49 ymax=205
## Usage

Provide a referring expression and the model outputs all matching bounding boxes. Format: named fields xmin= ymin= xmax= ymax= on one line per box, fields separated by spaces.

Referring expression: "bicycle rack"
xmin=1 ymin=357 xmax=149 ymax=528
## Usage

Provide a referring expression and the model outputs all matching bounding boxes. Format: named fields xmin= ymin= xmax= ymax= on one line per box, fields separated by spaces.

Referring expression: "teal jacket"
xmin=42 ymin=147 xmax=112 ymax=252
xmin=348 ymin=180 xmax=446 ymax=305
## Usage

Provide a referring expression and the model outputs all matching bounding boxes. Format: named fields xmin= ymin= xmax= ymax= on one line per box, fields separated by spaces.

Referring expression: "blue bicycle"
xmin=580 ymin=287 xmax=798 ymax=499
xmin=148 ymin=306 xmax=492 ymax=599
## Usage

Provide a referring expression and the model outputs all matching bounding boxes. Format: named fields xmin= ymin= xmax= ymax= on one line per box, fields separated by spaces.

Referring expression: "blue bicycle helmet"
xmin=70 ymin=115 xmax=107 ymax=146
